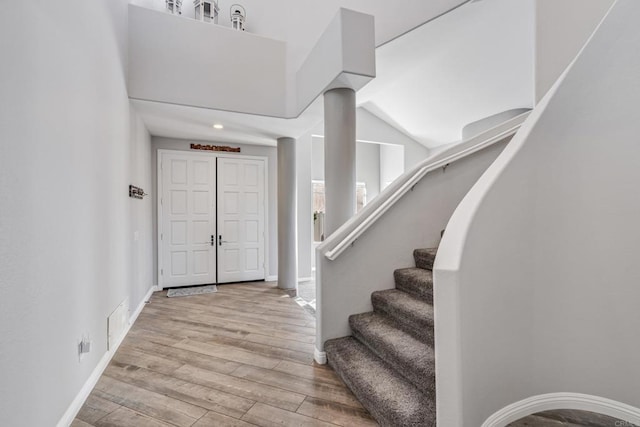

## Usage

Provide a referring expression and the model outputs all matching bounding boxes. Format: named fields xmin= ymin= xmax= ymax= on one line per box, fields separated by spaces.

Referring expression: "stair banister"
xmin=320 ymin=111 xmax=531 ymax=261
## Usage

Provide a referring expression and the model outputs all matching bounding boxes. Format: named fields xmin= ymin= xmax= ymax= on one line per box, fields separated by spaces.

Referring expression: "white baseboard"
xmin=483 ymin=393 xmax=640 ymax=427
xmin=56 ymin=286 xmax=157 ymax=427
xmin=266 ymin=276 xmax=315 ymax=284
xmin=314 ymin=347 xmax=327 ymax=365
xmin=130 ymin=286 xmax=157 ymax=324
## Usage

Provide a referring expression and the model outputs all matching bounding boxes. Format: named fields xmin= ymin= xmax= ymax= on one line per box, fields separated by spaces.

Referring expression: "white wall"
xmin=534 ymin=0 xmax=615 ymax=103
xmin=380 ymin=144 xmax=404 ymax=191
xmin=316 ymin=138 xmax=511 ymax=348
xmin=0 ymin=1 xmax=154 ymax=425
xmin=356 ymin=108 xmax=430 ymax=171
xmin=436 ymin=1 xmax=640 ymax=424
xmin=127 ymin=0 xmax=465 ymax=84
xmin=358 ymin=0 xmax=535 ymax=148
xmin=296 ymin=134 xmax=314 ymax=279
xmin=303 ymin=108 xmax=429 ymax=278
xmin=129 ymin=108 xmax=155 ymax=307
xmin=310 ymin=107 xmax=430 ymax=189
xmin=357 ymin=143 xmax=381 ymax=201
xmin=311 ymin=138 xmax=381 ymax=199
xmin=151 ymin=137 xmax=278 ymax=281
xmin=128 ymin=5 xmax=288 ymax=116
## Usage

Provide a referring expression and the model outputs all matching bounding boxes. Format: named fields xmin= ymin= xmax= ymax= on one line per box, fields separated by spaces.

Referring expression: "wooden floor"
xmin=72 ymin=282 xmax=377 ymax=427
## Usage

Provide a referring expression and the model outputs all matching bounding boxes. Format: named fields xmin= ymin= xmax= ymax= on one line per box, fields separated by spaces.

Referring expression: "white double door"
xmin=160 ymin=151 xmax=266 ymax=288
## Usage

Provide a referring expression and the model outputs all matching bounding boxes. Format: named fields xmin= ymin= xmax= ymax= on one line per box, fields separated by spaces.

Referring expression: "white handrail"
xmin=320 ymin=111 xmax=531 ymax=261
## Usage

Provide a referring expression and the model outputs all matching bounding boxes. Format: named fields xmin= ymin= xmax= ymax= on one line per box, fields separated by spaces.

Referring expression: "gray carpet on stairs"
xmin=372 ymin=289 xmax=434 ymax=345
xmin=325 ymin=337 xmax=435 ymax=427
xmin=414 ymin=248 xmax=437 ymax=270
xmin=350 ymin=312 xmax=435 ymax=395
xmin=325 ymin=248 xmax=438 ymax=427
xmin=393 ymin=268 xmax=434 ymax=303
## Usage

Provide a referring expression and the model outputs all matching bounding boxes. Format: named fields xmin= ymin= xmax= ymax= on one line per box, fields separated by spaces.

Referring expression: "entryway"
xmin=158 ymin=150 xmax=267 ymax=288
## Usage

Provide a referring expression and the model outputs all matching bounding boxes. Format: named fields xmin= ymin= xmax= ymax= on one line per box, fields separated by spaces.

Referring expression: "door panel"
xmin=160 ymin=152 xmax=216 ymax=287
xmin=217 ymin=157 xmax=266 ymax=283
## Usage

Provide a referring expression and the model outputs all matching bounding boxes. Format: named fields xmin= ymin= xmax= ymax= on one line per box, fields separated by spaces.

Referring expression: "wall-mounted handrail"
xmin=319 ymin=111 xmax=531 ymax=261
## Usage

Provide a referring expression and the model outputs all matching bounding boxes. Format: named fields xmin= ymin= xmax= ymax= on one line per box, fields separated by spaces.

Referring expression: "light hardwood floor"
xmin=72 ymin=282 xmax=377 ymax=427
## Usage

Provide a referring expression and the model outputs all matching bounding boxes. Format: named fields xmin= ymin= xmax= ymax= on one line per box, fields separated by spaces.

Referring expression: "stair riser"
xmin=414 ymin=255 xmax=434 ymax=270
xmin=350 ymin=323 xmax=435 ymax=397
xmin=413 ymin=249 xmax=436 ymax=271
xmin=327 ymin=357 xmax=396 ymax=426
xmin=395 ymin=283 xmax=433 ymax=303
xmin=372 ymin=300 xmax=434 ymax=346
xmin=325 ymin=338 xmax=436 ymax=427
xmin=394 ymin=269 xmax=434 ymax=303
xmin=327 ymin=357 xmax=430 ymax=427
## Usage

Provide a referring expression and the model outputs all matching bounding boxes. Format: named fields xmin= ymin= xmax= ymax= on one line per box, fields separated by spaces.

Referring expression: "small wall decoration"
xmin=230 ymin=4 xmax=246 ymax=31
xmin=194 ymin=0 xmax=219 ymax=23
xmin=129 ymin=185 xmax=147 ymax=200
xmin=190 ymin=143 xmax=241 ymax=153
xmin=166 ymin=0 xmax=183 ymax=15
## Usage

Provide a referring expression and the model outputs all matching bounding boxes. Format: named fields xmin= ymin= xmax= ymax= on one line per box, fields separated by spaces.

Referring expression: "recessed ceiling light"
xmin=213 ymin=123 xmax=224 ymax=129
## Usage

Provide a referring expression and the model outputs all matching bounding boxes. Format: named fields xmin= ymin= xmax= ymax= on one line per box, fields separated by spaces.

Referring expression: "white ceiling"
xmin=358 ymin=0 xmax=535 ymax=147
xmin=132 ymin=0 xmax=535 ymax=148
xmin=132 ymin=98 xmax=324 ymax=146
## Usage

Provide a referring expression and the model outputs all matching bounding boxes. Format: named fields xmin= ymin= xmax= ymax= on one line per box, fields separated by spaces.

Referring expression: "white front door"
xmin=217 ymin=157 xmax=266 ymax=283
xmin=160 ymin=152 xmax=216 ymax=287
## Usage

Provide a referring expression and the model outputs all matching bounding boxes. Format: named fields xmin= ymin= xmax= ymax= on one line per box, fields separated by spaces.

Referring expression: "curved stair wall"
xmin=435 ymin=1 xmax=640 ymax=425
xmin=315 ymin=113 xmax=529 ymax=356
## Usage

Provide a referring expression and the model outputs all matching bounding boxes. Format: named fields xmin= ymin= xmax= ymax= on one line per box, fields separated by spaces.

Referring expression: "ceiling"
xmin=132 ymin=0 xmax=535 ymax=148
xmin=358 ymin=0 xmax=535 ymax=147
xmin=132 ymin=98 xmax=324 ymax=146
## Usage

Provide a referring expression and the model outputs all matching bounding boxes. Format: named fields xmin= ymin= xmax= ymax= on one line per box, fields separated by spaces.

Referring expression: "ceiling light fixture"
xmin=213 ymin=124 xmax=224 ymax=129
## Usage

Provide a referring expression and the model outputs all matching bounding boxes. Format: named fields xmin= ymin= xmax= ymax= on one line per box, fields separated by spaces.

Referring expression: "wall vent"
xmin=107 ymin=299 xmax=129 ymax=351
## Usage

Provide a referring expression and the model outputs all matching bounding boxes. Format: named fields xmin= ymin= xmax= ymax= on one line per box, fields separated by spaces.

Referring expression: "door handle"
xmin=219 ymin=235 xmax=230 ymax=246
xmin=211 ymin=235 xmax=215 ymax=246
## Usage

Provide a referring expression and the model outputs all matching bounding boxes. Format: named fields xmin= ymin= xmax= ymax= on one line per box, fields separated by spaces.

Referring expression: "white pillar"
xmin=277 ymin=137 xmax=298 ymax=293
xmin=324 ymin=88 xmax=356 ymax=236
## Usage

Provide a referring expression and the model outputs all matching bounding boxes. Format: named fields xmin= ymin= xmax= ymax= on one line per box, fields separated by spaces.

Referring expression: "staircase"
xmin=325 ymin=248 xmax=437 ymax=427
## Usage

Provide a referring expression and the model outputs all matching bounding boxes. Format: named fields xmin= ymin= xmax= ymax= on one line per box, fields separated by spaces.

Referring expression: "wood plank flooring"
xmin=73 ymin=282 xmax=377 ymax=427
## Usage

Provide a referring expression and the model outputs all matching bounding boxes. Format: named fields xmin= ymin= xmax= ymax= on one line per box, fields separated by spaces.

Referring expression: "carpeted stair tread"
xmin=394 ymin=268 xmax=434 ymax=303
xmin=413 ymin=248 xmax=437 ymax=271
xmin=325 ymin=337 xmax=435 ymax=427
xmin=349 ymin=312 xmax=435 ymax=396
xmin=372 ymin=289 xmax=434 ymax=345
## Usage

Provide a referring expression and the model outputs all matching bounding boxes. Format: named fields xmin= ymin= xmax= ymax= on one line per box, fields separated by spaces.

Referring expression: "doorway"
xmin=158 ymin=150 xmax=267 ymax=288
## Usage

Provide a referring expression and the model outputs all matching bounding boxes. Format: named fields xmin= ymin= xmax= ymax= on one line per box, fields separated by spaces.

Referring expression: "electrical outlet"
xmin=78 ymin=334 xmax=92 ymax=362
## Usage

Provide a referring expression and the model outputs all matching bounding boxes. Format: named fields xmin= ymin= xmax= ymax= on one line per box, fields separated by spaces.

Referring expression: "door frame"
xmin=157 ymin=149 xmax=270 ymax=290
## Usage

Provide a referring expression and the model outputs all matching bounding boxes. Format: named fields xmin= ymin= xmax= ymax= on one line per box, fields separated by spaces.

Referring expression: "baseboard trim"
xmin=266 ymin=275 xmax=278 ymax=282
xmin=130 ymin=286 xmax=157 ymax=324
xmin=482 ymin=393 xmax=640 ymax=427
xmin=56 ymin=286 xmax=157 ymax=427
xmin=314 ymin=347 xmax=327 ymax=365
xmin=298 ymin=276 xmax=314 ymax=283
xmin=56 ymin=347 xmax=112 ymax=427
